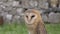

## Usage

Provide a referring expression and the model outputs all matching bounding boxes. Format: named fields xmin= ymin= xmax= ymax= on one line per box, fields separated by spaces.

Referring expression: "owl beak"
xmin=28 ymin=19 xmax=31 ymax=22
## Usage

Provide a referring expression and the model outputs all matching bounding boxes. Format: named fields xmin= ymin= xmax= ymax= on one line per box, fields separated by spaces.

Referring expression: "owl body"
xmin=24 ymin=9 xmax=47 ymax=34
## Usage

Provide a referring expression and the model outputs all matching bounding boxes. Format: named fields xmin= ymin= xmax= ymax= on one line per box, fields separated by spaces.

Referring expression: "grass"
xmin=46 ymin=24 xmax=60 ymax=34
xmin=0 ymin=23 xmax=28 ymax=34
xmin=0 ymin=22 xmax=60 ymax=34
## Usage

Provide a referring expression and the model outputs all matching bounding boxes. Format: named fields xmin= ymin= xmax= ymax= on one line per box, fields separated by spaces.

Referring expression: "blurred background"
xmin=0 ymin=0 xmax=60 ymax=34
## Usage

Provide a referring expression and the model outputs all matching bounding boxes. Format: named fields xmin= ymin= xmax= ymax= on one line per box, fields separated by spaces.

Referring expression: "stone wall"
xmin=0 ymin=0 xmax=60 ymax=24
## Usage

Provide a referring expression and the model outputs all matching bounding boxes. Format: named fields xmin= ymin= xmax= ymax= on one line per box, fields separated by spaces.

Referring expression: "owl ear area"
xmin=23 ymin=13 xmax=28 ymax=16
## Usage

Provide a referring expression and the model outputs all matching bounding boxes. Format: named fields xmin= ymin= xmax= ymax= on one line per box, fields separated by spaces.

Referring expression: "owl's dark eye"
xmin=31 ymin=15 xmax=35 ymax=19
xmin=26 ymin=16 xmax=28 ymax=18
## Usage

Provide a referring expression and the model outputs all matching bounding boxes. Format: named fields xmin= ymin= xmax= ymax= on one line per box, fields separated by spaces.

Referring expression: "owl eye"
xmin=31 ymin=15 xmax=35 ymax=19
xmin=26 ymin=16 xmax=28 ymax=18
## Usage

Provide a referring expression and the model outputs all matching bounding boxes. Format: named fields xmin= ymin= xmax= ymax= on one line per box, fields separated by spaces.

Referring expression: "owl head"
xmin=24 ymin=9 xmax=42 ymax=25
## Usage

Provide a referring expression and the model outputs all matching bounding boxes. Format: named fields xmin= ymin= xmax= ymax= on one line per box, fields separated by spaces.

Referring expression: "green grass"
xmin=0 ymin=23 xmax=28 ymax=34
xmin=0 ymin=23 xmax=60 ymax=34
xmin=46 ymin=24 xmax=60 ymax=34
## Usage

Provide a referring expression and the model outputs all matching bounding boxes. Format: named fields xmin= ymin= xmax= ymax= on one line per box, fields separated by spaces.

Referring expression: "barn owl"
xmin=24 ymin=9 xmax=47 ymax=34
